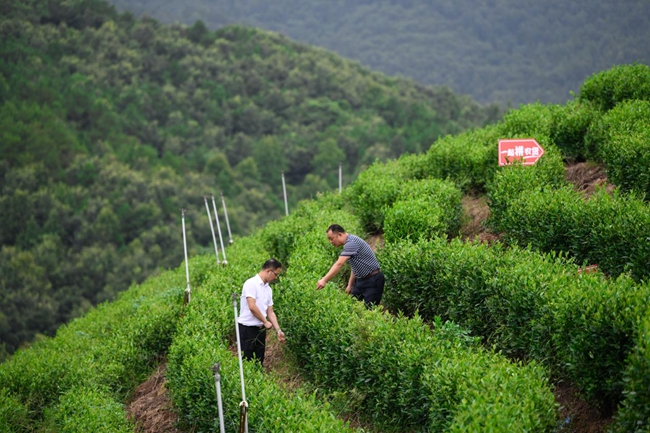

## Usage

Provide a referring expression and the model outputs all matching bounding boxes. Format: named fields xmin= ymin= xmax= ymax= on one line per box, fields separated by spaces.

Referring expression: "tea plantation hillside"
xmin=0 ymin=0 xmax=502 ymax=362
xmin=2 ymin=64 xmax=650 ymax=432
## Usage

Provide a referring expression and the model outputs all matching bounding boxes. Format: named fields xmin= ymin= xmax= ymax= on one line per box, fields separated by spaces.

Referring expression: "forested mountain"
xmin=0 ymin=0 xmax=501 ymax=360
xmin=107 ymin=0 xmax=650 ymax=107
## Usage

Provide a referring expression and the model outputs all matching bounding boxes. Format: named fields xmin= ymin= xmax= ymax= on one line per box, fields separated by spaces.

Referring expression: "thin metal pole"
xmin=232 ymin=293 xmax=248 ymax=433
xmin=221 ymin=192 xmax=234 ymax=245
xmin=339 ymin=163 xmax=342 ymax=193
xmin=181 ymin=209 xmax=191 ymax=304
xmin=204 ymin=196 xmax=221 ymax=266
xmin=211 ymin=194 xmax=228 ymax=265
xmin=211 ymin=363 xmax=226 ymax=433
xmin=281 ymin=171 xmax=289 ymax=216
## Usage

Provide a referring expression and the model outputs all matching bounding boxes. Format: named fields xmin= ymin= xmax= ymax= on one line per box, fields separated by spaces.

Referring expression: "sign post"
xmin=498 ymin=138 xmax=545 ymax=166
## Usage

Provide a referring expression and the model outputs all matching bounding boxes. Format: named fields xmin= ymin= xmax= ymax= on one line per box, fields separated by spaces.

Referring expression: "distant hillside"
xmin=0 ymin=0 xmax=500 ymax=360
xmin=108 ymin=0 xmax=650 ymax=106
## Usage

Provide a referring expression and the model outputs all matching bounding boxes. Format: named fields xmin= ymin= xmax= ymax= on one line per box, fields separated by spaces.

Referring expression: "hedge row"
xmin=383 ymin=178 xmax=462 ymax=243
xmin=586 ymin=99 xmax=650 ymax=198
xmin=268 ymin=202 xmax=558 ymax=432
xmin=380 ymin=237 xmax=650 ymax=415
xmin=0 ymin=265 xmax=188 ymax=431
xmin=487 ymin=157 xmax=650 ymax=282
xmin=612 ymin=310 xmax=650 ymax=433
xmin=579 ymin=63 xmax=650 ymax=112
xmin=343 ymin=153 xmax=427 ymax=232
xmin=165 ymin=239 xmax=357 ymax=433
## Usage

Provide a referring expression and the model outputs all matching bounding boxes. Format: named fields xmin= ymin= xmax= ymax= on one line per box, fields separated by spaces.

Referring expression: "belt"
xmin=358 ymin=269 xmax=380 ymax=281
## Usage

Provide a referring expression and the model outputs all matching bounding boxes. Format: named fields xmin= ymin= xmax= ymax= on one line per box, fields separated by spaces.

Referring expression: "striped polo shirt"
xmin=340 ymin=234 xmax=380 ymax=279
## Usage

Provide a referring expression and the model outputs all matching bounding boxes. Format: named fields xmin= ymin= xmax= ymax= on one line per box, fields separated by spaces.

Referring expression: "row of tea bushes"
xmin=487 ymin=155 xmax=650 ymax=282
xmin=586 ymin=99 xmax=650 ymax=198
xmin=269 ymin=203 xmax=558 ymax=432
xmin=383 ymin=178 xmax=463 ymax=243
xmin=611 ymin=312 xmax=650 ymax=433
xmin=343 ymin=153 xmax=427 ymax=232
xmin=0 ymin=263 xmax=189 ymax=432
xmin=165 ymin=238 xmax=358 ymax=433
xmin=379 ymin=236 xmax=650 ymax=422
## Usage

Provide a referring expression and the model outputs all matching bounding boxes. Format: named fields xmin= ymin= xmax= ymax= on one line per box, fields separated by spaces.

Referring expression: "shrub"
xmin=611 ymin=309 xmax=650 ymax=433
xmin=423 ymin=125 xmax=500 ymax=193
xmin=486 ymin=145 xmax=566 ymax=234
xmin=46 ymin=385 xmax=134 ymax=433
xmin=579 ymin=63 xmax=650 ymax=111
xmin=343 ymin=154 xmax=424 ymax=232
xmin=586 ymin=100 xmax=650 ymax=197
xmin=549 ymin=99 xmax=599 ymax=161
xmin=383 ymin=178 xmax=462 ymax=244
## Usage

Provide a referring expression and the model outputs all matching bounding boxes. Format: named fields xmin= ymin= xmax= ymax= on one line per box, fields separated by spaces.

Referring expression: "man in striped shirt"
xmin=316 ymin=224 xmax=385 ymax=308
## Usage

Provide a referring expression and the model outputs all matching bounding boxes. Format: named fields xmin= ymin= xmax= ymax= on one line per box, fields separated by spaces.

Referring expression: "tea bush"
xmin=0 ymin=267 xmax=186 ymax=426
xmin=549 ymin=99 xmax=599 ymax=161
xmin=611 ymin=309 xmax=650 ymax=433
xmin=0 ymin=389 xmax=29 ymax=433
xmin=486 ymin=145 xmax=566 ymax=235
xmin=45 ymin=385 xmax=135 ymax=433
xmin=343 ymin=153 xmax=425 ymax=232
xmin=579 ymin=63 xmax=650 ymax=111
xmin=380 ymin=237 xmax=650 ymax=410
xmin=383 ymin=178 xmax=463 ymax=244
xmin=488 ymin=176 xmax=650 ymax=282
xmin=422 ymin=125 xmax=500 ymax=193
xmin=586 ymin=99 xmax=650 ymax=197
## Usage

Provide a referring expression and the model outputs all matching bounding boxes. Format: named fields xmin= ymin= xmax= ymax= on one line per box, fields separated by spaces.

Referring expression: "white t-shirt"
xmin=237 ymin=274 xmax=273 ymax=326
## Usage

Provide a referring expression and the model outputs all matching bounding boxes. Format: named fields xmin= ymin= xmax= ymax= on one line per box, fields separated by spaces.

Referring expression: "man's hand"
xmin=316 ymin=278 xmax=327 ymax=290
xmin=345 ymin=285 xmax=352 ymax=294
xmin=277 ymin=330 xmax=286 ymax=343
xmin=263 ymin=321 xmax=272 ymax=330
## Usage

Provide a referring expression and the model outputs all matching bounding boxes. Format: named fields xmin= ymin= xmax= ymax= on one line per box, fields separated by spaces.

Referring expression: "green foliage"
xmin=1 ymin=0 xmax=500 ymax=357
xmin=488 ymin=173 xmax=650 ymax=282
xmin=383 ymin=178 xmax=463 ymax=243
xmin=586 ymin=100 xmax=650 ymax=196
xmin=0 ymin=389 xmax=29 ymax=433
xmin=486 ymin=145 xmax=566 ymax=234
xmin=45 ymin=385 xmax=135 ymax=433
xmin=343 ymin=153 xmax=427 ymax=232
xmin=611 ymin=308 xmax=650 ymax=433
xmin=108 ymin=0 xmax=650 ymax=107
xmin=266 ymin=206 xmax=557 ymax=432
xmin=380 ymin=237 xmax=650 ymax=410
xmin=549 ymin=99 xmax=600 ymax=161
xmin=580 ymin=63 xmax=650 ymax=111
xmin=423 ymin=125 xmax=500 ymax=193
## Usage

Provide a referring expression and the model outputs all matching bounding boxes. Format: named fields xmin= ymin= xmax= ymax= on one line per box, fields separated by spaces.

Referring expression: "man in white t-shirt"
xmin=237 ymin=258 xmax=286 ymax=365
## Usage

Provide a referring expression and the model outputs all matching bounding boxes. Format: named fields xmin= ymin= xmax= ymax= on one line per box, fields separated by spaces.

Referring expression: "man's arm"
xmin=246 ymin=297 xmax=272 ymax=328
xmin=316 ymin=255 xmax=350 ymax=290
xmin=266 ymin=306 xmax=285 ymax=343
xmin=346 ymin=271 xmax=355 ymax=294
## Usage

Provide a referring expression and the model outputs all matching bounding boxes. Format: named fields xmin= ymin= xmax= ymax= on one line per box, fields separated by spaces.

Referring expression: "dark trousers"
xmin=352 ymin=272 xmax=385 ymax=308
xmin=238 ymin=323 xmax=267 ymax=365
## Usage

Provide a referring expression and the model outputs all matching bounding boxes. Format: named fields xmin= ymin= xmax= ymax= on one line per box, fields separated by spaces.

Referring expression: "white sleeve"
xmin=242 ymin=279 xmax=257 ymax=300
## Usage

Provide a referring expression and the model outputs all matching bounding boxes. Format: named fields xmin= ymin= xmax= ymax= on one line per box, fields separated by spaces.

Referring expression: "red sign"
xmin=498 ymin=138 xmax=545 ymax=166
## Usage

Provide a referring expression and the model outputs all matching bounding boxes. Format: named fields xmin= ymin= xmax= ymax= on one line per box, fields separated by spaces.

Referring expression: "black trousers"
xmin=238 ymin=323 xmax=267 ymax=365
xmin=352 ymin=271 xmax=385 ymax=308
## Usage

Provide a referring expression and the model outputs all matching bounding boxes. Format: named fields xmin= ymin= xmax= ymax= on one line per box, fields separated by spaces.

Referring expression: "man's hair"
xmin=327 ymin=224 xmax=346 ymax=234
xmin=262 ymin=258 xmax=282 ymax=270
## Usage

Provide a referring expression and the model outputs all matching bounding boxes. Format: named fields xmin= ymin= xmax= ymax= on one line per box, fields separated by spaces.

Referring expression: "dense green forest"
xmin=107 ymin=0 xmax=650 ymax=106
xmin=0 ymin=0 xmax=501 ymax=360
